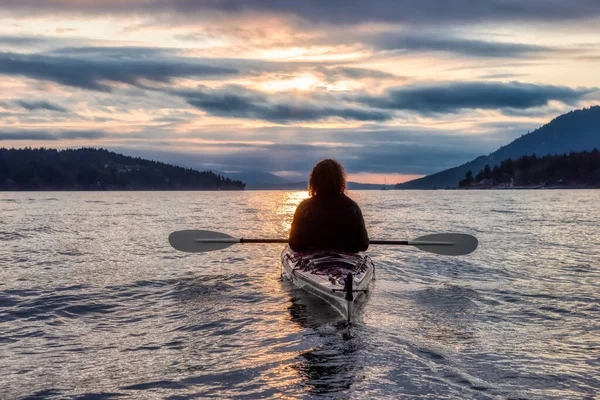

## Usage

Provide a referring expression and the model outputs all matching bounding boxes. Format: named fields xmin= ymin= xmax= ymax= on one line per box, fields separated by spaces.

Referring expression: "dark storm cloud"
xmin=368 ymin=34 xmax=550 ymax=58
xmin=174 ymin=86 xmax=393 ymax=122
xmin=0 ymin=51 xmax=239 ymax=92
xmin=15 ymin=100 xmax=68 ymax=112
xmin=2 ymin=0 xmax=600 ymax=25
xmin=357 ymin=81 xmax=595 ymax=113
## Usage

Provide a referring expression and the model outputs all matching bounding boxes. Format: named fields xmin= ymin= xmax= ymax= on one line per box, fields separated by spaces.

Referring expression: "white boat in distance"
xmin=381 ymin=177 xmax=389 ymax=190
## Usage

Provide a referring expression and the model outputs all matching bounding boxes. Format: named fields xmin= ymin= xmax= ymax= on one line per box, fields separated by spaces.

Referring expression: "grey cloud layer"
xmin=0 ymin=47 xmax=594 ymax=122
xmin=0 ymin=48 xmax=595 ymax=123
xmin=174 ymin=86 xmax=392 ymax=122
xmin=0 ymin=51 xmax=238 ymax=91
xmin=0 ymin=35 xmax=55 ymax=46
xmin=0 ymin=129 xmax=107 ymax=140
xmin=2 ymin=0 xmax=600 ymax=24
xmin=318 ymin=67 xmax=399 ymax=81
xmin=368 ymin=34 xmax=551 ymax=58
xmin=172 ymin=82 xmax=593 ymax=122
xmin=0 ymin=47 xmax=393 ymax=93
xmin=357 ymin=82 xmax=594 ymax=113
xmin=15 ymin=100 xmax=68 ymax=112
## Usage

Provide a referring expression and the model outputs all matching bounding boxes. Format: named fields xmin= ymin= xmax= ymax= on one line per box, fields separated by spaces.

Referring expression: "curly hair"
xmin=308 ymin=159 xmax=347 ymax=197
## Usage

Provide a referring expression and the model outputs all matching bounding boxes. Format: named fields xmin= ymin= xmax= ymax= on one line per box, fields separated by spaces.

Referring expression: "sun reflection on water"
xmin=277 ymin=191 xmax=309 ymax=232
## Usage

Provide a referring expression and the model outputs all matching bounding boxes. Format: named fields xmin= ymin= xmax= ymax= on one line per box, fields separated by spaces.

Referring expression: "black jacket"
xmin=289 ymin=194 xmax=369 ymax=253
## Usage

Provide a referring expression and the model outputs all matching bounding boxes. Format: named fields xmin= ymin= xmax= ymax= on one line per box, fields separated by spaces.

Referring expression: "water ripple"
xmin=0 ymin=190 xmax=599 ymax=399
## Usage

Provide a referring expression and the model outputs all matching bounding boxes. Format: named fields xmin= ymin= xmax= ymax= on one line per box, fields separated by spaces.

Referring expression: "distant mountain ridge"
xmin=221 ymin=171 xmax=388 ymax=189
xmin=220 ymin=170 xmax=290 ymax=185
xmin=247 ymin=181 xmax=387 ymax=190
xmin=396 ymin=106 xmax=600 ymax=189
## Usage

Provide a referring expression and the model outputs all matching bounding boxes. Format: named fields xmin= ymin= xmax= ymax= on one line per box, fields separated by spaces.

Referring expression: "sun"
xmin=263 ymin=74 xmax=320 ymax=92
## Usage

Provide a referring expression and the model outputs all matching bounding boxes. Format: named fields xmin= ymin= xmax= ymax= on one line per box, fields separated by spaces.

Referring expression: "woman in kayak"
xmin=289 ymin=159 xmax=369 ymax=253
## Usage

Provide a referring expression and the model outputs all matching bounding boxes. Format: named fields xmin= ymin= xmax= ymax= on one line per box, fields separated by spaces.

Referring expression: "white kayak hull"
xmin=281 ymin=246 xmax=374 ymax=321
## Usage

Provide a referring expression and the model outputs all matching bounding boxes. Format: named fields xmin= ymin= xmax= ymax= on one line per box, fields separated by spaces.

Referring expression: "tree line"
xmin=459 ymin=149 xmax=600 ymax=188
xmin=0 ymin=147 xmax=245 ymax=190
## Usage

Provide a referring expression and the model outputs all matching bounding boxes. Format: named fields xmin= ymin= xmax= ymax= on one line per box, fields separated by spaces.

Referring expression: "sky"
xmin=0 ymin=1 xmax=599 ymax=184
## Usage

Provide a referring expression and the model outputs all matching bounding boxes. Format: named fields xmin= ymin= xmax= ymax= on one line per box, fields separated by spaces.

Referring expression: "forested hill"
xmin=0 ymin=148 xmax=245 ymax=190
xmin=396 ymin=106 xmax=600 ymax=189
xmin=458 ymin=149 xmax=600 ymax=188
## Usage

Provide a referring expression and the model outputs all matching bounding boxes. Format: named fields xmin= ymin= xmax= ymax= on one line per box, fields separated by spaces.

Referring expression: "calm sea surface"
xmin=1 ymin=190 xmax=599 ymax=399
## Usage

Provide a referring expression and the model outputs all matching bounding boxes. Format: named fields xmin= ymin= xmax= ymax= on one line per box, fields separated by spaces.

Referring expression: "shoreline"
xmin=460 ymin=185 xmax=599 ymax=190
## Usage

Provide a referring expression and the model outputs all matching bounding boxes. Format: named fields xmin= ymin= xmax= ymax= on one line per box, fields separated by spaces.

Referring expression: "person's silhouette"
xmin=289 ymin=159 xmax=369 ymax=253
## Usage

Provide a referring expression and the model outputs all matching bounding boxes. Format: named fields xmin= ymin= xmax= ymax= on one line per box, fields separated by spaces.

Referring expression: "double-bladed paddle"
xmin=169 ymin=230 xmax=478 ymax=256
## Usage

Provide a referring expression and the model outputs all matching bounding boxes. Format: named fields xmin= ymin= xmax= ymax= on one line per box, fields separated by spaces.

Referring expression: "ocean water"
xmin=1 ymin=190 xmax=599 ymax=399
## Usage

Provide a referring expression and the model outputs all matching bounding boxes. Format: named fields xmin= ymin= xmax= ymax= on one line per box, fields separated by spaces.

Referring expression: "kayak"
xmin=169 ymin=230 xmax=477 ymax=320
xmin=281 ymin=245 xmax=374 ymax=321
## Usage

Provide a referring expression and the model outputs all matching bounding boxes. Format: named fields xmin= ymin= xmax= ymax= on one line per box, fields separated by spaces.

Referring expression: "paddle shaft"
xmin=195 ymin=238 xmax=453 ymax=246
xmin=173 ymin=230 xmax=477 ymax=255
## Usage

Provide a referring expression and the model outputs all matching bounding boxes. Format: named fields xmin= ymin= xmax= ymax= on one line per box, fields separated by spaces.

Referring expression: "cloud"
xmin=3 ymin=45 xmax=589 ymax=123
xmin=2 ymin=0 xmax=600 ymax=25
xmin=0 ymin=131 xmax=56 ymax=141
xmin=173 ymin=81 xmax=595 ymax=122
xmin=110 ymin=137 xmax=486 ymax=177
xmin=0 ymin=35 xmax=53 ymax=46
xmin=173 ymin=86 xmax=393 ymax=122
xmin=59 ymin=130 xmax=107 ymax=140
xmin=0 ymin=51 xmax=239 ymax=91
xmin=0 ymin=46 xmax=374 ymax=93
xmin=48 ymin=46 xmax=172 ymax=57
xmin=0 ymin=129 xmax=108 ymax=140
xmin=15 ymin=100 xmax=68 ymax=112
xmin=105 ymin=121 xmax=520 ymax=176
xmin=368 ymin=33 xmax=551 ymax=58
xmin=356 ymin=81 xmax=596 ymax=113
xmin=318 ymin=67 xmax=399 ymax=81
xmin=478 ymin=73 xmax=524 ymax=79
xmin=0 ymin=34 xmax=87 ymax=52
xmin=167 ymin=80 xmax=595 ymax=122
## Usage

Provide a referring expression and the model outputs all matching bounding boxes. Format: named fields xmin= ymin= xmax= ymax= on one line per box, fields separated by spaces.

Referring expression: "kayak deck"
xmin=281 ymin=246 xmax=374 ymax=321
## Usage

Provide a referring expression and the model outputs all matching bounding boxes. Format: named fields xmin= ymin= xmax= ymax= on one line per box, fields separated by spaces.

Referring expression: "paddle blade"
xmin=169 ymin=230 xmax=239 ymax=253
xmin=411 ymin=233 xmax=478 ymax=256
